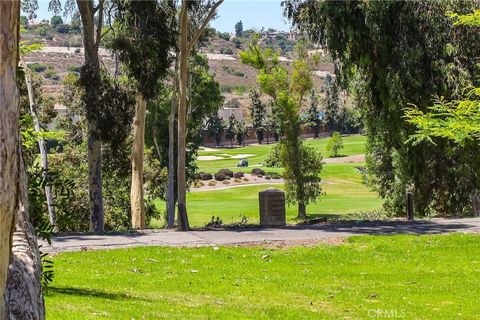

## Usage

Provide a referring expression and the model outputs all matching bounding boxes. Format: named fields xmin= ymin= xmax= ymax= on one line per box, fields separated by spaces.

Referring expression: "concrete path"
xmin=40 ymin=218 xmax=480 ymax=253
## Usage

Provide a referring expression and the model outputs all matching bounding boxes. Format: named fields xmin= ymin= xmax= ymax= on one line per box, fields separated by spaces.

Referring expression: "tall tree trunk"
xmin=78 ymin=0 xmax=105 ymax=233
xmin=176 ymin=0 xmax=223 ymax=231
xmin=130 ymin=93 xmax=146 ymax=229
xmin=167 ymin=56 xmax=179 ymax=228
xmin=0 ymin=2 xmax=21 ymax=314
xmin=5 ymin=155 xmax=45 ymax=320
xmin=1 ymin=3 xmax=45 ymax=318
xmin=21 ymin=59 xmax=56 ymax=229
xmin=298 ymin=202 xmax=306 ymax=219
xmin=87 ymin=130 xmax=104 ymax=233
xmin=177 ymin=1 xmax=190 ymax=231
xmin=168 ymin=85 xmax=177 ymax=228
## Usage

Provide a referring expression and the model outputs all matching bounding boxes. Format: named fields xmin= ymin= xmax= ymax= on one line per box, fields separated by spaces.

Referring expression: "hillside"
xmin=22 ymin=25 xmax=335 ymax=118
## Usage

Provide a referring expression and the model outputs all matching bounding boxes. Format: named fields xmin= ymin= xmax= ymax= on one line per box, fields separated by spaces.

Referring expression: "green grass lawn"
xmin=45 ymin=233 xmax=480 ymax=319
xmin=152 ymin=135 xmax=378 ymax=227
xmin=198 ymin=134 xmax=367 ymax=173
xmin=154 ymin=163 xmax=382 ymax=227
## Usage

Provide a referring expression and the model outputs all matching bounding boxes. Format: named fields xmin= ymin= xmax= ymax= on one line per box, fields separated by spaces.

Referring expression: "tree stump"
xmin=259 ymin=189 xmax=286 ymax=227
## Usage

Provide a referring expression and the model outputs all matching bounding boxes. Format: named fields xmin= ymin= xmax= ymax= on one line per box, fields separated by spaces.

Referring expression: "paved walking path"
xmin=41 ymin=217 xmax=480 ymax=253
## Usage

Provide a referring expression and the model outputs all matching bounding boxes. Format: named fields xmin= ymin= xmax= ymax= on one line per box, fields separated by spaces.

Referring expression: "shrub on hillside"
xmin=36 ymin=26 xmax=47 ymax=36
xmin=44 ymin=69 xmax=59 ymax=80
xmin=220 ymin=47 xmax=233 ymax=55
xmin=28 ymin=63 xmax=48 ymax=73
xmin=56 ymin=23 xmax=70 ymax=34
xmin=217 ymin=32 xmax=230 ymax=41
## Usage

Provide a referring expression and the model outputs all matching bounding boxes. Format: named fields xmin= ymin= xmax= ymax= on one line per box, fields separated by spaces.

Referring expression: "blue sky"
xmin=211 ymin=0 xmax=291 ymax=32
xmin=30 ymin=0 xmax=291 ymax=32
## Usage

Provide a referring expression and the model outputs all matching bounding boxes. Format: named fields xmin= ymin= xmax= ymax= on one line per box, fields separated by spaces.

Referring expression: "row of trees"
xmin=208 ymin=77 xmax=362 ymax=147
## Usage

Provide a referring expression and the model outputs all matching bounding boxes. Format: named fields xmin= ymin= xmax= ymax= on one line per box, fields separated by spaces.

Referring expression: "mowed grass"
xmin=154 ymin=163 xmax=382 ymax=227
xmin=45 ymin=233 xmax=480 ymax=319
xmin=197 ymin=134 xmax=367 ymax=173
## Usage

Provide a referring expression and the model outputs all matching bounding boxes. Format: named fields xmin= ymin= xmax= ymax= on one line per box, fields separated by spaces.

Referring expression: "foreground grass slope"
xmin=198 ymin=134 xmax=367 ymax=173
xmin=46 ymin=233 xmax=480 ymax=319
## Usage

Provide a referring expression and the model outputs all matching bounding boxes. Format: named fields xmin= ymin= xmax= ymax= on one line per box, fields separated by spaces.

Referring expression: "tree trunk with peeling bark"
xmin=168 ymin=76 xmax=177 ymax=228
xmin=131 ymin=94 xmax=146 ymax=229
xmin=177 ymin=1 xmax=190 ymax=230
xmin=21 ymin=58 xmax=56 ymax=229
xmin=0 ymin=2 xmax=21 ymax=314
xmin=77 ymin=0 xmax=105 ymax=233
xmin=5 ymin=157 xmax=45 ymax=320
xmin=176 ymin=0 xmax=223 ymax=231
xmin=1 ymin=2 xmax=45 ymax=318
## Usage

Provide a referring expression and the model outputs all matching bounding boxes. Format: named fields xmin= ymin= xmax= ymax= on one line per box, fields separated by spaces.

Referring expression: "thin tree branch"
xmin=187 ymin=0 xmax=223 ymax=54
xmin=94 ymin=0 xmax=105 ymax=50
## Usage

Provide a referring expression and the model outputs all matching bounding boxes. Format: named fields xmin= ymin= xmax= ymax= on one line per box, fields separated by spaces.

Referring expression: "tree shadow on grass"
xmin=47 ymin=286 xmax=151 ymax=302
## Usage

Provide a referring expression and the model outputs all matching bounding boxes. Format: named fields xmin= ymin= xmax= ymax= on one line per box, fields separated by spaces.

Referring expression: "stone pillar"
xmin=259 ymin=189 xmax=286 ymax=227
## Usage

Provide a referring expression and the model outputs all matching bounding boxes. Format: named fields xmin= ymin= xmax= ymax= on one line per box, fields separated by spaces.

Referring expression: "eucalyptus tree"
xmin=176 ymin=0 xmax=224 ymax=230
xmin=1 ymin=3 xmax=45 ymax=318
xmin=44 ymin=0 xmax=120 ymax=232
xmin=19 ymin=36 xmax=57 ymax=229
xmin=145 ymin=52 xmax=222 ymax=227
xmin=111 ymin=0 xmax=176 ymax=229
xmin=285 ymin=0 xmax=480 ymax=215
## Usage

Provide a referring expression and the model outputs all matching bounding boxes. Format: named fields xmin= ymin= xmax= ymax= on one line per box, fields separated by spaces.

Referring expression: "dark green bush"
xmin=214 ymin=173 xmax=227 ymax=181
xmin=199 ymin=172 xmax=213 ymax=180
xmin=218 ymin=168 xmax=234 ymax=178
xmin=56 ymin=23 xmax=70 ymax=34
xmin=251 ymin=168 xmax=266 ymax=175
xmin=264 ymin=144 xmax=282 ymax=168
xmin=29 ymin=63 xmax=47 ymax=73
xmin=266 ymin=172 xmax=282 ymax=179
xmin=233 ymin=172 xmax=244 ymax=178
xmin=44 ymin=69 xmax=59 ymax=80
xmin=220 ymin=47 xmax=233 ymax=55
xmin=36 ymin=26 xmax=47 ymax=36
